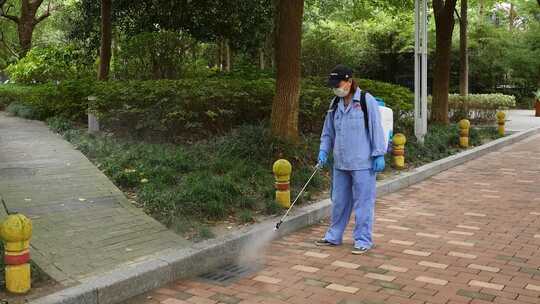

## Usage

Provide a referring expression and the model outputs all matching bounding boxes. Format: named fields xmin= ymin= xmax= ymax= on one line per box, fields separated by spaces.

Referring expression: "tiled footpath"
xmin=0 ymin=113 xmax=190 ymax=284
xmin=127 ymin=134 xmax=540 ymax=304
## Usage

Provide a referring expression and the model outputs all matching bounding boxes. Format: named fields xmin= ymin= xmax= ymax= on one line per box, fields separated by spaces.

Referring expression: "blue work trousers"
xmin=324 ymin=168 xmax=376 ymax=249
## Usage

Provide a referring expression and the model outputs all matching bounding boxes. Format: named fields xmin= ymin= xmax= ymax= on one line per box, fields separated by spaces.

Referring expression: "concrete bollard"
xmin=1 ymin=214 xmax=32 ymax=294
xmin=272 ymin=159 xmax=292 ymax=208
xmin=496 ymin=111 xmax=506 ymax=136
xmin=392 ymin=133 xmax=406 ymax=170
xmin=458 ymin=119 xmax=471 ymax=148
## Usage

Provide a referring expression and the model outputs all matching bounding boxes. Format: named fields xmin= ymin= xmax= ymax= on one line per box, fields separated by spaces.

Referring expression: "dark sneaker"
xmin=351 ymin=246 xmax=370 ymax=255
xmin=315 ymin=239 xmax=336 ymax=246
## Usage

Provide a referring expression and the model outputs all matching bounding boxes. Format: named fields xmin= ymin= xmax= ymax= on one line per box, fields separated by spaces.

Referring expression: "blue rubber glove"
xmin=373 ymin=155 xmax=385 ymax=173
xmin=318 ymin=150 xmax=328 ymax=167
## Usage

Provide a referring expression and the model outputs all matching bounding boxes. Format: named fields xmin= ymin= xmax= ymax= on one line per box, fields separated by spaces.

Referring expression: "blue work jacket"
xmin=319 ymin=89 xmax=387 ymax=171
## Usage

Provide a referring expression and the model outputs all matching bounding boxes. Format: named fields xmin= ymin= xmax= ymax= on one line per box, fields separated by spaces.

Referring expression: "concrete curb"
xmin=29 ymin=126 xmax=540 ymax=304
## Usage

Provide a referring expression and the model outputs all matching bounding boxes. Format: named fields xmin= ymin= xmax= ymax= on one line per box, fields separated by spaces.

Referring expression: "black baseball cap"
xmin=327 ymin=64 xmax=353 ymax=88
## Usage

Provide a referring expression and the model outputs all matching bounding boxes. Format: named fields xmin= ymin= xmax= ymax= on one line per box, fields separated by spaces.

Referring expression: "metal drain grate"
xmin=198 ymin=262 xmax=262 ymax=286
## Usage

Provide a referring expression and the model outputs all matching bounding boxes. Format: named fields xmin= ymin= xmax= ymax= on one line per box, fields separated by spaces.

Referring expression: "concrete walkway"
xmin=507 ymin=110 xmax=540 ymax=132
xmin=0 ymin=113 xmax=190 ymax=285
xmin=129 ymin=134 xmax=540 ymax=304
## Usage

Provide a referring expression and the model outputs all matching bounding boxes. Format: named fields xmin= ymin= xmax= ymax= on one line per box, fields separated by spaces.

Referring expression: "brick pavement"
xmin=126 ymin=134 xmax=540 ymax=304
xmin=0 ymin=113 xmax=190 ymax=285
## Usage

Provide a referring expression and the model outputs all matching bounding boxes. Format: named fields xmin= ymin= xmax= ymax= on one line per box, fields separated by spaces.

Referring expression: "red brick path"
xmin=126 ymin=134 xmax=540 ymax=304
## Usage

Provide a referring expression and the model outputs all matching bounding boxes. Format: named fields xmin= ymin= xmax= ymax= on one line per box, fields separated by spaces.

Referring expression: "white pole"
xmin=414 ymin=0 xmax=428 ymax=143
xmin=421 ymin=0 xmax=428 ymax=138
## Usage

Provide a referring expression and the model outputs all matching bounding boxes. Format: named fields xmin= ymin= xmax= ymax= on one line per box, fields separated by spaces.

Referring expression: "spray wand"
xmin=274 ymin=164 xmax=321 ymax=231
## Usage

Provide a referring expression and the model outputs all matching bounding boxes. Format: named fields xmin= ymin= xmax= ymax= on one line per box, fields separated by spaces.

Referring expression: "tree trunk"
xmin=225 ymin=39 xmax=231 ymax=72
xmin=98 ymin=0 xmax=112 ymax=80
xmin=432 ymin=0 xmax=457 ymax=124
xmin=270 ymin=0 xmax=304 ymax=141
xmin=259 ymin=48 xmax=265 ymax=70
xmin=18 ymin=20 xmax=33 ymax=57
xmin=218 ymin=38 xmax=223 ymax=71
xmin=272 ymin=0 xmax=280 ymax=68
xmin=18 ymin=0 xmax=35 ymax=57
xmin=459 ymin=0 xmax=468 ymax=96
xmin=1 ymin=0 xmax=50 ymax=57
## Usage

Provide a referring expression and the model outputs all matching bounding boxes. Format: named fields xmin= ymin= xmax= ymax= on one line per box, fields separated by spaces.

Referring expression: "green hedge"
xmin=5 ymin=45 xmax=93 ymax=84
xmin=0 ymin=77 xmax=413 ymax=137
xmin=428 ymin=93 xmax=516 ymax=122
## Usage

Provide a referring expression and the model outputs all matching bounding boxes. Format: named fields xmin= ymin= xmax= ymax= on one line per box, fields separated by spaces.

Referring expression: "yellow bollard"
xmin=392 ymin=133 xmax=406 ymax=170
xmin=0 ymin=214 xmax=32 ymax=294
xmin=272 ymin=159 xmax=292 ymax=208
xmin=496 ymin=111 xmax=506 ymax=136
xmin=458 ymin=119 xmax=471 ymax=148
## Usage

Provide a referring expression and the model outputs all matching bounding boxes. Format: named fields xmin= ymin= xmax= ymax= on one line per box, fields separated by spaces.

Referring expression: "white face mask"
xmin=333 ymin=86 xmax=350 ymax=97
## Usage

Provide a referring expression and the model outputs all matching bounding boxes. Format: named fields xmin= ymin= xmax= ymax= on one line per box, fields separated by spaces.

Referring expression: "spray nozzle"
xmin=274 ymin=221 xmax=282 ymax=231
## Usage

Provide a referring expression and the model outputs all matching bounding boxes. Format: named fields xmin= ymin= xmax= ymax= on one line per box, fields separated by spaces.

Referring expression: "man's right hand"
xmin=318 ymin=150 xmax=328 ymax=167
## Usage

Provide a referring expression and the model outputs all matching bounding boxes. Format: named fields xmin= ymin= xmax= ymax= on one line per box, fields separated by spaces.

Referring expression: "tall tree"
xmin=270 ymin=0 xmax=304 ymax=141
xmin=458 ymin=0 xmax=468 ymax=96
xmin=97 ymin=0 xmax=111 ymax=80
xmin=431 ymin=0 xmax=458 ymax=124
xmin=0 ymin=0 xmax=52 ymax=57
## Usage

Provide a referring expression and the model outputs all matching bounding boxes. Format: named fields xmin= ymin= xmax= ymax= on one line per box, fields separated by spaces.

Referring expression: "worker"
xmin=316 ymin=64 xmax=387 ymax=255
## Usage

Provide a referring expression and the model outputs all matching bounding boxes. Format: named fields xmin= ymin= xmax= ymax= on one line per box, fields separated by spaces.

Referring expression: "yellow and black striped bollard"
xmin=1 ymin=214 xmax=32 ymax=294
xmin=272 ymin=159 xmax=292 ymax=208
xmin=496 ymin=111 xmax=506 ymax=136
xmin=392 ymin=133 xmax=406 ymax=170
xmin=458 ymin=119 xmax=471 ymax=148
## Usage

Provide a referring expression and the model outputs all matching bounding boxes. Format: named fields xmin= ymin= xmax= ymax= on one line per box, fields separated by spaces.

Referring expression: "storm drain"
xmin=197 ymin=262 xmax=262 ymax=286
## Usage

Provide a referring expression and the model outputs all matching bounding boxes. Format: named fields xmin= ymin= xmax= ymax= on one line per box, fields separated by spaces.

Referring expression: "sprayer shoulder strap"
xmin=328 ymin=91 xmax=369 ymax=131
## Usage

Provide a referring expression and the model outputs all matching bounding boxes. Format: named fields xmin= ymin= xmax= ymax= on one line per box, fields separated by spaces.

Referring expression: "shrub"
xmin=49 ymin=122 xmax=326 ymax=224
xmin=239 ymin=210 xmax=254 ymax=224
xmin=0 ymin=77 xmax=413 ymax=138
xmin=7 ymin=102 xmax=37 ymax=119
xmin=428 ymin=94 xmax=516 ymax=122
xmin=404 ymin=124 xmax=499 ymax=166
xmin=0 ymin=84 xmax=37 ymax=110
xmin=113 ymin=31 xmax=209 ymax=80
xmin=46 ymin=116 xmax=73 ymax=133
xmin=0 ymin=81 xmax=92 ymax=121
xmin=5 ymin=45 xmax=93 ymax=83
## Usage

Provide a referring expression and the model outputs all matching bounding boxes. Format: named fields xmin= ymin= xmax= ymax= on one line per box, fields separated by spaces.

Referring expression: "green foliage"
xmin=6 ymin=102 xmax=38 ymax=119
xmin=71 ymin=0 xmax=273 ymax=56
xmin=448 ymin=94 xmax=516 ymax=109
xmin=0 ymin=77 xmax=412 ymax=138
xmin=404 ymin=124 xmax=499 ymax=166
xmin=465 ymin=17 xmax=540 ymax=102
xmin=0 ymin=85 xmax=30 ymax=110
xmin=239 ymin=210 xmax=254 ymax=224
xmin=5 ymin=45 xmax=93 ymax=83
xmin=169 ymin=217 xmax=215 ymax=241
xmin=534 ymin=89 xmax=540 ymax=100
xmin=428 ymin=93 xmax=516 ymax=122
xmin=47 ymin=122 xmax=328 ymax=230
xmin=0 ymin=81 xmax=92 ymax=121
xmin=113 ymin=31 xmax=213 ymax=80
xmin=302 ymin=2 xmax=415 ymax=88
xmin=196 ymin=225 xmax=215 ymax=240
